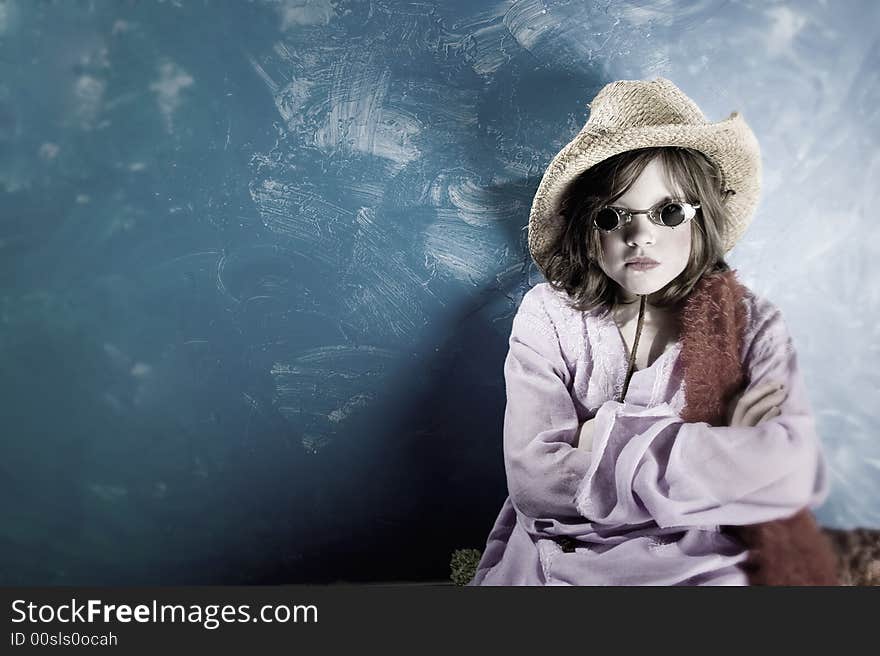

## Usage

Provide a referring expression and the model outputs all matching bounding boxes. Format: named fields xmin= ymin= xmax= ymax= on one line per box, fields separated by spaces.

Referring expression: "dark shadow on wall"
xmin=243 ymin=69 xmax=607 ymax=585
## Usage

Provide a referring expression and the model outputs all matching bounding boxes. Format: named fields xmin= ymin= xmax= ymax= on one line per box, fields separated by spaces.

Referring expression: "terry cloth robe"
xmin=469 ymin=281 xmax=831 ymax=586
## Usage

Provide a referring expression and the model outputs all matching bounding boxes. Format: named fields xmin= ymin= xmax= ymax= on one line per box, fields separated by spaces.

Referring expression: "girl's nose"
xmin=623 ymin=212 xmax=656 ymax=247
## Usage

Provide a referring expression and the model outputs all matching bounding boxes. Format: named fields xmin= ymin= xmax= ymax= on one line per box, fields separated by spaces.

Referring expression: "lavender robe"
xmin=469 ymin=283 xmax=831 ymax=586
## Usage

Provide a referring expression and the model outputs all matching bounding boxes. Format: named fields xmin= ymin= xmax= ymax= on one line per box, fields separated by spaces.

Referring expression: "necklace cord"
xmin=618 ymin=295 xmax=646 ymax=403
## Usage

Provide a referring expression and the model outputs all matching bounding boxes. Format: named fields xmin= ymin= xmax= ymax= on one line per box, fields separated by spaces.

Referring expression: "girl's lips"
xmin=625 ymin=261 xmax=660 ymax=271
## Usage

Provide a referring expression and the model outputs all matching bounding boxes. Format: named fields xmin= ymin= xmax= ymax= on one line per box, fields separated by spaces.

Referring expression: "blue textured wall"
xmin=1 ymin=0 xmax=877 ymax=584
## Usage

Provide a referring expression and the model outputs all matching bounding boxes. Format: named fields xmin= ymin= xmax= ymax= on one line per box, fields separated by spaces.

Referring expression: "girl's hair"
xmin=543 ymin=146 xmax=732 ymax=313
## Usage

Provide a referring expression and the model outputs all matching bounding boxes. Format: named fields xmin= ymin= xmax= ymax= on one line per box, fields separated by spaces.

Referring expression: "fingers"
xmin=756 ymin=405 xmax=782 ymax=424
xmin=738 ymin=381 xmax=786 ymax=406
xmin=730 ymin=381 xmax=787 ymax=427
xmin=740 ymin=387 xmax=788 ymax=427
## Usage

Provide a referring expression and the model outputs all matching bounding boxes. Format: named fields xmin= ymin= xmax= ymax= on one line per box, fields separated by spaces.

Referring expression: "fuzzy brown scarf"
xmin=677 ymin=269 xmax=840 ymax=585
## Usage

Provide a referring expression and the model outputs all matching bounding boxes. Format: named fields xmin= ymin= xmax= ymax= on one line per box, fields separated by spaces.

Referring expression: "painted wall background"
xmin=1 ymin=0 xmax=877 ymax=584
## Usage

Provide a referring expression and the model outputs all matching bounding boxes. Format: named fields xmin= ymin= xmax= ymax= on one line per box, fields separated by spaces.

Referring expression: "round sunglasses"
xmin=592 ymin=199 xmax=701 ymax=232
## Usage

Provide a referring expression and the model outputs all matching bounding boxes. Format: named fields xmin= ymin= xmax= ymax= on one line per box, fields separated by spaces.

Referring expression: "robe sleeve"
xmin=502 ymin=286 xmax=593 ymax=521
xmin=574 ymin=301 xmax=832 ymax=529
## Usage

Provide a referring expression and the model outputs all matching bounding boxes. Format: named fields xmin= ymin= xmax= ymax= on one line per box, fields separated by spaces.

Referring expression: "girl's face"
xmin=596 ymin=156 xmax=692 ymax=302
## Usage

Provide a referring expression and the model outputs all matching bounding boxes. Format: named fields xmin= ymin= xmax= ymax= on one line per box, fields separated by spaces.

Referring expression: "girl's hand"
xmin=726 ymin=381 xmax=788 ymax=428
xmin=576 ymin=418 xmax=597 ymax=452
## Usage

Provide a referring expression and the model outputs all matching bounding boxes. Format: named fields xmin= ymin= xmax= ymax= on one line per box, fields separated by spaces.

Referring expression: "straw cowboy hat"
xmin=527 ymin=77 xmax=762 ymax=273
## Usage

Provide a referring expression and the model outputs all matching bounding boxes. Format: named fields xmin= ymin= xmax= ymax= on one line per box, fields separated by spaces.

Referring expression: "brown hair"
xmin=543 ymin=146 xmax=732 ymax=313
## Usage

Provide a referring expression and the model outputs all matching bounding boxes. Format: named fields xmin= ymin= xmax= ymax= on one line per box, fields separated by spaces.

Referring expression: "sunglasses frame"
xmin=592 ymin=199 xmax=701 ymax=233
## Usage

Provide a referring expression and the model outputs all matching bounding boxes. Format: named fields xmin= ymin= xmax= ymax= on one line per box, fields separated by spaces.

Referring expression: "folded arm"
xmin=574 ymin=304 xmax=831 ymax=529
xmin=503 ymin=288 xmax=830 ymax=532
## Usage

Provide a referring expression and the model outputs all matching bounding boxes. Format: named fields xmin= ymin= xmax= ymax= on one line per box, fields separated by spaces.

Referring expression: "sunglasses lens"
xmin=659 ymin=202 xmax=687 ymax=226
xmin=594 ymin=207 xmax=620 ymax=231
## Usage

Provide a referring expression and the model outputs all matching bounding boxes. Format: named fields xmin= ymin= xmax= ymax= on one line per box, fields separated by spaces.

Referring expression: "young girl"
xmin=469 ymin=78 xmax=837 ymax=586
